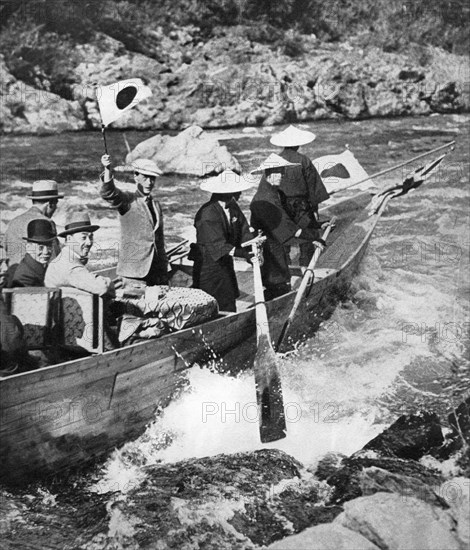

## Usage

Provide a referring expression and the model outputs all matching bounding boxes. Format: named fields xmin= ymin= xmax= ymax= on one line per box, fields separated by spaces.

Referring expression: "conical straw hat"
xmin=200 ymin=169 xmax=254 ymax=193
xmin=270 ymin=125 xmax=316 ymax=147
xmin=250 ymin=153 xmax=300 ymax=174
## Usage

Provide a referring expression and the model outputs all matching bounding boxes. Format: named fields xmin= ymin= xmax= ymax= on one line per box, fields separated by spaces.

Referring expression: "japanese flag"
xmin=95 ymin=78 xmax=152 ymax=126
xmin=313 ymin=149 xmax=377 ymax=193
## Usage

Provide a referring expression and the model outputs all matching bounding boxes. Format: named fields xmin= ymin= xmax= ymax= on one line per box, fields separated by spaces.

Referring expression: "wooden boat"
xmin=0 ymin=151 xmax=447 ymax=484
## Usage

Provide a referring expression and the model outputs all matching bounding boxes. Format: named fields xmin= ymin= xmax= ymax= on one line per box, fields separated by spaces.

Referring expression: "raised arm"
xmin=99 ymin=154 xmax=130 ymax=214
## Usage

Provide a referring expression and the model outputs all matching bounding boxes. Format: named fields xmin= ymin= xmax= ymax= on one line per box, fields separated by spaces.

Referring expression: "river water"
xmin=0 ymin=114 xmax=469 ymax=542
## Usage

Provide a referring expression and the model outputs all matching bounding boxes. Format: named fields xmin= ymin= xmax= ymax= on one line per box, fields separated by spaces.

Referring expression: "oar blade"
xmin=254 ymin=334 xmax=287 ymax=443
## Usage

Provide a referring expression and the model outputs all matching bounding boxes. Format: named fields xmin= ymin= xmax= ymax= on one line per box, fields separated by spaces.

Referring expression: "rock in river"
xmin=125 ymin=125 xmax=241 ymax=176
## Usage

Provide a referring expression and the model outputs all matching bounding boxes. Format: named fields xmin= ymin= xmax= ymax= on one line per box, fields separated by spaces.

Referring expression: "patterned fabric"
xmin=3 ymin=288 xmax=60 ymax=348
xmin=61 ymin=287 xmax=103 ymax=353
xmin=117 ymin=286 xmax=218 ymax=342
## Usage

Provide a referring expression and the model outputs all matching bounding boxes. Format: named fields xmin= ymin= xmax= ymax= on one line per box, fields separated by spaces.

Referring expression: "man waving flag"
xmin=96 ymin=78 xmax=152 ymax=127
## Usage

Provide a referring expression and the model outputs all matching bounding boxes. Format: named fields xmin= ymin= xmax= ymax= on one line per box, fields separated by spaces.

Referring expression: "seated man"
xmin=45 ymin=210 xmax=120 ymax=349
xmin=45 ymin=211 xmax=116 ymax=296
xmin=9 ymin=219 xmax=57 ymax=288
xmin=3 ymin=179 xmax=63 ymax=271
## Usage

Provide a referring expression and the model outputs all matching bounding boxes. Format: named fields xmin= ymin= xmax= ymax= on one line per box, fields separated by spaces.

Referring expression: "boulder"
xmin=361 ymin=411 xmax=444 ymax=460
xmin=125 ymin=125 xmax=241 ymax=176
xmin=335 ymin=492 xmax=461 ymax=550
xmin=440 ymin=477 xmax=470 ymax=546
xmin=327 ymin=455 xmax=443 ymax=505
xmin=268 ymin=523 xmax=380 ymax=549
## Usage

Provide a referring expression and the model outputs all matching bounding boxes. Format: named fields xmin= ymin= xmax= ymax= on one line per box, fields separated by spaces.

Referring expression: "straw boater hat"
xmin=22 ymin=219 xmax=57 ymax=244
xmin=27 ymin=180 xmax=64 ymax=200
xmin=200 ymin=169 xmax=254 ymax=193
xmin=132 ymin=158 xmax=162 ymax=177
xmin=270 ymin=125 xmax=316 ymax=147
xmin=250 ymin=153 xmax=300 ymax=175
xmin=59 ymin=211 xmax=100 ymax=237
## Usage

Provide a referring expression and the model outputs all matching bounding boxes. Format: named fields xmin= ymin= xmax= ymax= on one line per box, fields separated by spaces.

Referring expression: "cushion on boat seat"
xmin=117 ymin=286 xmax=218 ymax=341
xmin=1 ymin=287 xmax=61 ymax=349
xmin=61 ymin=287 xmax=104 ymax=353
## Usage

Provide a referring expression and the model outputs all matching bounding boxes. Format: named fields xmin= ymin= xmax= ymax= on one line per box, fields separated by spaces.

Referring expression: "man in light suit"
xmin=99 ymin=155 xmax=168 ymax=288
xmin=3 ymin=180 xmax=63 ymax=270
xmin=45 ymin=211 xmax=115 ymax=297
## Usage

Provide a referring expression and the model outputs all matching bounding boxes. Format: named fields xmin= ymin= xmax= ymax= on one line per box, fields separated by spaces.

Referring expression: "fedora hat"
xmin=22 ymin=219 xmax=57 ymax=244
xmin=59 ymin=211 xmax=100 ymax=237
xmin=27 ymin=180 xmax=64 ymax=200
xmin=270 ymin=125 xmax=316 ymax=147
xmin=200 ymin=169 xmax=254 ymax=193
xmin=132 ymin=158 xmax=162 ymax=177
xmin=250 ymin=153 xmax=300 ymax=174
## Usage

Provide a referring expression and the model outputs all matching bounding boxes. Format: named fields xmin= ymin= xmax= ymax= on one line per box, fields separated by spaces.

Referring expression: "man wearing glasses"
xmin=100 ymin=154 xmax=169 ymax=289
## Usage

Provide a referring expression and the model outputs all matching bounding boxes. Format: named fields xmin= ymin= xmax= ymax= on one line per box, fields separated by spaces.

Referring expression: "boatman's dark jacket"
xmin=191 ymin=198 xmax=253 ymax=312
xmin=279 ymin=148 xmax=330 ymax=223
xmin=250 ymin=176 xmax=320 ymax=290
xmin=9 ymin=253 xmax=46 ymax=288
xmin=100 ymin=176 xmax=168 ymax=284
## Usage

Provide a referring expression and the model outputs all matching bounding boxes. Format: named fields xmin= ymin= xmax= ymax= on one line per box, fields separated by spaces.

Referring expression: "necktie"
xmin=145 ymin=196 xmax=157 ymax=227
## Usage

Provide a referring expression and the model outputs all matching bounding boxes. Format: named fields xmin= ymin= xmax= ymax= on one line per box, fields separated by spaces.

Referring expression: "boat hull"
xmin=0 ymin=192 xmax=378 ymax=483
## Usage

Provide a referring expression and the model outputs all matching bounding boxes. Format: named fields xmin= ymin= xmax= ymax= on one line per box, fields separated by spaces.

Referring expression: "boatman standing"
xmin=100 ymin=154 xmax=169 ymax=290
xmin=3 ymin=180 xmax=63 ymax=270
xmin=250 ymin=154 xmax=325 ymax=301
xmin=191 ymin=169 xmax=255 ymax=312
xmin=270 ymin=125 xmax=329 ymax=266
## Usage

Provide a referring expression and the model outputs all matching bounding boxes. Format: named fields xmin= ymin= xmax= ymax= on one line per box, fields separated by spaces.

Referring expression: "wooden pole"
xmin=101 ymin=124 xmax=109 ymax=155
xmin=276 ymin=217 xmax=337 ymax=352
xmin=243 ymin=234 xmax=286 ymax=443
xmin=329 ymin=141 xmax=455 ymax=195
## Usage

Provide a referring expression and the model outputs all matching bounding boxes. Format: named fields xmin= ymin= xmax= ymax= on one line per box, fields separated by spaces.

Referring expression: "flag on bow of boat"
xmin=95 ymin=79 xmax=152 ymax=126
xmin=313 ymin=149 xmax=377 ymax=194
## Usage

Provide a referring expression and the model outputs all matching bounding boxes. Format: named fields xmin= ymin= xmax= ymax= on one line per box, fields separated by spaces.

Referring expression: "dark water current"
xmin=0 ymin=114 xmax=469 ymax=545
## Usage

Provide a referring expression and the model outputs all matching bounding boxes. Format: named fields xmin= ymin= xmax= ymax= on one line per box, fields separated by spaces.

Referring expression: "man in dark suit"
xmin=100 ymin=155 xmax=168 ymax=289
xmin=191 ymin=170 xmax=254 ymax=312
xmin=3 ymin=180 xmax=63 ymax=270
xmin=270 ymin=125 xmax=330 ymax=266
xmin=9 ymin=219 xmax=57 ymax=288
xmin=250 ymin=154 xmax=325 ymax=300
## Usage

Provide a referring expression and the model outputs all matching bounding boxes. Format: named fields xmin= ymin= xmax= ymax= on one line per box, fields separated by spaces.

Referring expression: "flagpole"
xmin=101 ymin=124 xmax=109 ymax=155
xmin=329 ymin=140 xmax=455 ymax=195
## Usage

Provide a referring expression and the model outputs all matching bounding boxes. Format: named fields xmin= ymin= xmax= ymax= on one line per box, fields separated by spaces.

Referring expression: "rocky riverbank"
xmin=1 ymin=398 xmax=468 ymax=549
xmin=1 ymin=23 xmax=469 ymax=135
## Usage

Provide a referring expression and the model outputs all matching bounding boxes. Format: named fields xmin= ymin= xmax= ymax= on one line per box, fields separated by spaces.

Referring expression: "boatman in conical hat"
xmin=250 ymin=154 xmax=325 ymax=301
xmin=100 ymin=154 xmax=168 ymax=290
xmin=3 ymin=180 xmax=63 ymax=270
xmin=190 ymin=169 xmax=255 ymax=312
xmin=270 ymin=125 xmax=330 ymax=266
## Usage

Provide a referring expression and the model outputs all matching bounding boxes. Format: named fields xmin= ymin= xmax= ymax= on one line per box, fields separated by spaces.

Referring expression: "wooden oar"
xmin=276 ymin=217 xmax=337 ymax=352
xmin=243 ymin=234 xmax=287 ymax=443
xmin=329 ymin=141 xmax=455 ymax=195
